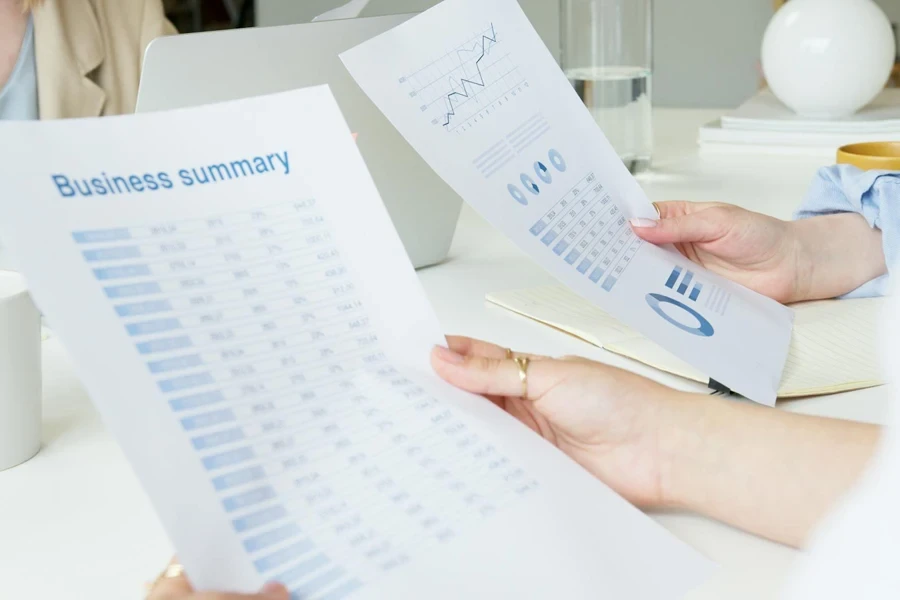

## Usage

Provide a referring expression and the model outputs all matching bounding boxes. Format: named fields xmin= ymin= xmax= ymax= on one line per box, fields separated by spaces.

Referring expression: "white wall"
xmin=653 ymin=1 xmax=770 ymax=107
xmin=877 ymin=0 xmax=900 ymax=25
xmin=255 ymin=0 xmax=900 ymax=108
xmin=255 ymin=0 xmax=558 ymax=47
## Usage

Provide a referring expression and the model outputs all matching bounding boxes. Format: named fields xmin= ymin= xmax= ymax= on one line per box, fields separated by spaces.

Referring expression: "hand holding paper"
xmin=0 ymin=86 xmax=712 ymax=598
xmin=340 ymin=0 xmax=793 ymax=404
xmin=431 ymin=335 xmax=684 ymax=507
xmin=632 ymin=201 xmax=888 ymax=305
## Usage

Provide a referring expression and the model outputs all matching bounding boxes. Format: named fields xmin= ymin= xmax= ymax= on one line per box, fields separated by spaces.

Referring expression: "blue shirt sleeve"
xmin=793 ymin=164 xmax=900 ymax=298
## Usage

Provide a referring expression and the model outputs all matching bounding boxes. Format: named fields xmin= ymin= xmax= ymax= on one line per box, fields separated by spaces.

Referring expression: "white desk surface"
xmin=0 ymin=109 xmax=891 ymax=600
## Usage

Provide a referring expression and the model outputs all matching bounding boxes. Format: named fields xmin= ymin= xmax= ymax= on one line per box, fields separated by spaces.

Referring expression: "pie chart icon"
xmin=549 ymin=149 xmax=567 ymax=172
xmin=534 ymin=161 xmax=552 ymax=184
xmin=521 ymin=174 xmax=540 ymax=195
xmin=508 ymin=184 xmax=528 ymax=205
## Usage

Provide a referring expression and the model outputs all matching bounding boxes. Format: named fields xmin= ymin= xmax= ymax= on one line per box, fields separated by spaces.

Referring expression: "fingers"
xmin=650 ymin=200 xmax=723 ymax=220
xmin=147 ymin=559 xmax=192 ymax=600
xmin=431 ymin=345 xmax=568 ymax=400
xmin=152 ymin=583 xmax=289 ymax=600
xmin=445 ymin=336 xmax=547 ymax=362
xmin=191 ymin=583 xmax=289 ymax=600
xmin=153 ymin=586 xmax=288 ymax=600
xmin=147 ymin=558 xmax=289 ymax=600
xmin=631 ymin=205 xmax=729 ymax=245
xmin=445 ymin=335 xmax=509 ymax=360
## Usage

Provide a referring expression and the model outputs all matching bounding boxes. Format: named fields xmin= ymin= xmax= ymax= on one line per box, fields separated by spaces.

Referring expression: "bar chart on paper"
xmin=399 ymin=23 xmax=529 ymax=134
xmin=73 ymin=199 xmax=538 ymax=599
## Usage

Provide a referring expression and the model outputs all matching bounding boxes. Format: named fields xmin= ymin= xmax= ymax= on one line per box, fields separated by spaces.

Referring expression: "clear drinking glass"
xmin=561 ymin=0 xmax=653 ymax=173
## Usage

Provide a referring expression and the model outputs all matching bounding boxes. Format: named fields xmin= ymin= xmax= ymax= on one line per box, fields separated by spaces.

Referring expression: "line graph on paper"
xmin=398 ymin=23 xmax=528 ymax=134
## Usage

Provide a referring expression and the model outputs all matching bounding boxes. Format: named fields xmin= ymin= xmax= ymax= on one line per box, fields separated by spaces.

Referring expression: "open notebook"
xmin=488 ymin=285 xmax=886 ymax=398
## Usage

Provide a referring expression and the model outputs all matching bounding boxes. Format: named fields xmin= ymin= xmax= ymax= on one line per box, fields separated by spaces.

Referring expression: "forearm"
xmin=792 ymin=213 xmax=886 ymax=301
xmin=660 ymin=393 xmax=879 ymax=547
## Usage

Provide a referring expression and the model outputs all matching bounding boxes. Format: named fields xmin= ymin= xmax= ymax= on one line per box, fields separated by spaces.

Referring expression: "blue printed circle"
xmin=520 ymin=174 xmax=540 ymax=195
xmin=645 ymin=293 xmax=714 ymax=337
xmin=508 ymin=184 xmax=528 ymax=206
xmin=534 ymin=161 xmax=552 ymax=184
xmin=549 ymin=149 xmax=567 ymax=172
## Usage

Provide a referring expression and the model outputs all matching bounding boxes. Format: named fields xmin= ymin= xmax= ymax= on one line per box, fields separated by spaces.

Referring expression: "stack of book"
xmin=698 ymin=89 xmax=900 ymax=156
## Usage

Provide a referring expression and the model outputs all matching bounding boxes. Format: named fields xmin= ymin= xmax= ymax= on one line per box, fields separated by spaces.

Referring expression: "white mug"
xmin=0 ymin=271 xmax=41 ymax=471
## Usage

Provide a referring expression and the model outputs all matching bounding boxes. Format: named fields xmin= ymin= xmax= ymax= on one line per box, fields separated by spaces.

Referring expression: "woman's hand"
xmin=431 ymin=336 xmax=692 ymax=507
xmin=432 ymin=336 xmax=879 ymax=548
xmin=146 ymin=559 xmax=289 ymax=600
xmin=631 ymin=201 xmax=886 ymax=303
xmin=631 ymin=202 xmax=805 ymax=303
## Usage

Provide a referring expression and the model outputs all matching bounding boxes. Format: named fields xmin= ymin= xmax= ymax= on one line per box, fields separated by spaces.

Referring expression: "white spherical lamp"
xmin=761 ymin=0 xmax=896 ymax=118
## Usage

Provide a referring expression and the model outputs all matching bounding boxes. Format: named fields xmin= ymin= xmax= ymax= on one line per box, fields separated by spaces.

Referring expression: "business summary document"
xmin=0 ymin=89 xmax=711 ymax=598
xmin=341 ymin=0 xmax=794 ymax=404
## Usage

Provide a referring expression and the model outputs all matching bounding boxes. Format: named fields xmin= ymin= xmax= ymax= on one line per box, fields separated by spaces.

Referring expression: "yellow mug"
xmin=837 ymin=142 xmax=900 ymax=171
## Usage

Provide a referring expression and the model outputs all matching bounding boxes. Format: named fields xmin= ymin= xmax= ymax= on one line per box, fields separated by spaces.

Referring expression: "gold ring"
xmin=652 ymin=202 xmax=661 ymax=219
xmin=505 ymin=347 xmax=513 ymax=359
xmin=514 ymin=356 xmax=530 ymax=398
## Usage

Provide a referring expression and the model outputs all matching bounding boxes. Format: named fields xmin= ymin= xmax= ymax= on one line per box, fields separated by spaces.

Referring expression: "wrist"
xmin=655 ymin=392 xmax=723 ymax=510
xmin=786 ymin=219 xmax=817 ymax=303
xmin=788 ymin=214 xmax=887 ymax=301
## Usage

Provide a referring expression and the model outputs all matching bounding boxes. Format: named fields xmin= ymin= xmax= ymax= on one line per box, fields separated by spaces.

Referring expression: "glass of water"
xmin=561 ymin=0 xmax=653 ymax=173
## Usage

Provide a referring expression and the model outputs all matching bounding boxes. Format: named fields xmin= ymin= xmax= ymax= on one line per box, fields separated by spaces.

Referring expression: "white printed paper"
xmin=341 ymin=0 xmax=793 ymax=404
xmin=0 ymin=88 xmax=712 ymax=598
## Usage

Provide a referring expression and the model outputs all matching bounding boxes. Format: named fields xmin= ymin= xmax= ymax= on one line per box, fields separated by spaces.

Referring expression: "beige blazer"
xmin=32 ymin=0 xmax=177 ymax=119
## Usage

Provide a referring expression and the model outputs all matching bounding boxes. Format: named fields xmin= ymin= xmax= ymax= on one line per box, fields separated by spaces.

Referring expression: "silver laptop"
xmin=136 ymin=14 xmax=462 ymax=269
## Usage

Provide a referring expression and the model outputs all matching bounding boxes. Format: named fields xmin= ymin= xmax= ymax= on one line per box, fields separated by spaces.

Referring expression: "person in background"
xmin=0 ymin=0 xmax=175 ymax=122
xmin=0 ymin=0 xmax=175 ymax=267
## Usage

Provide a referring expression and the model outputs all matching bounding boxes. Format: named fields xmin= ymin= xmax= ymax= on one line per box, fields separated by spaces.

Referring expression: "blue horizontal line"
xmin=159 ymin=372 xmax=214 ymax=393
xmin=254 ymin=539 xmax=316 ymax=573
xmin=243 ymin=523 xmax=303 ymax=553
xmin=83 ymin=246 xmax=141 ymax=261
xmin=233 ymin=505 xmax=288 ymax=533
xmin=72 ymin=228 xmax=132 ymax=243
xmin=223 ymin=486 xmax=276 ymax=512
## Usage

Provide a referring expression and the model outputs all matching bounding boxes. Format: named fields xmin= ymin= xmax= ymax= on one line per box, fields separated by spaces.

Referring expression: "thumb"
xmin=629 ymin=209 xmax=727 ymax=245
xmin=259 ymin=582 xmax=290 ymax=600
xmin=430 ymin=346 xmax=568 ymax=401
xmin=191 ymin=582 xmax=290 ymax=600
